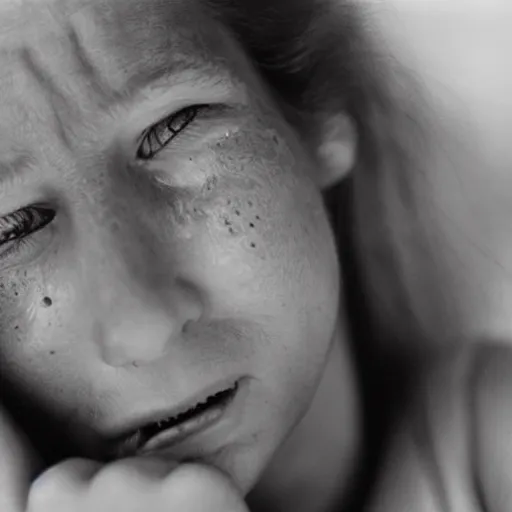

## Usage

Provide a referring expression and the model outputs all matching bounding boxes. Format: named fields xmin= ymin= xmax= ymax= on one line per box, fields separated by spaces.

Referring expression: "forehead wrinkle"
xmin=1 ymin=14 xmax=204 ymax=155
xmin=1 ymin=0 xmax=240 ymax=163
xmin=67 ymin=0 xmax=208 ymax=96
xmin=65 ymin=19 xmax=118 ymax=103
xmin=18 ymin=45 xmax=80 ymax=153
xmin=2 ymin=0 xmax=215 ymax=98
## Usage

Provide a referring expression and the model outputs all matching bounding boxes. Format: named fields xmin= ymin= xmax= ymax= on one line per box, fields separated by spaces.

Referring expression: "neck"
xmin=248 ymin=322 xmax=362 ymax=512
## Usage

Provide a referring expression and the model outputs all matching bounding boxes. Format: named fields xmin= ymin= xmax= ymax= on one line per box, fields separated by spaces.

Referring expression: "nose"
xmin=84 ymin=231 xmax=202 ymax=368
xmin=95 ymin=283 xmax=201 ymax=368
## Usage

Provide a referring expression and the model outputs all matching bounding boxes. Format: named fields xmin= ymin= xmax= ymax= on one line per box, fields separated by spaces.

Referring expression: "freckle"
xmin=14 ymin=291 xmax=18 ymax=297
xmin=250 ymin=243 xmax=256 ymax=248
xmin=235 ymin=210 xmax=240 ymax=216
xmin=14 ymin=325 xmax=19 ymax=330
xmin=229 ymin=227 xmax=235 ymax=235
xmin=206 ymin=178 xmax=215 ymax=191
xmin=249 ymin=223 xmax=255 ymax=228
xmin=227 ymin=199 xmax=232 ymax=205
xmin=255 ymin=215 xmax=261 ymax=221
xmin=50 ymin=351 xmax=56 ymax=356
xmin=224 ymin=219 xmax=231 ymax=226
xmin=42 ymin=296 xmax=53 ymax=307
xmin=248 ymin=201 xmax=253 ymax=207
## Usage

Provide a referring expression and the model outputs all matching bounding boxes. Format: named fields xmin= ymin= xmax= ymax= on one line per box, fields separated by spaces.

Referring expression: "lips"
xmin=139 ymin=383 xmax=238 ymax=441
xmin=108 ymin=379 xmax=241 ymax=459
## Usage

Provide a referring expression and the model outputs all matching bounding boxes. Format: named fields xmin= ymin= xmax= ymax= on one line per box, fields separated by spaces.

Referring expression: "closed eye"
xmin=0 ymin=205 xmax=55 ymax=263
xmin=0 ymin=206 xmax=55 ymax=247
xmin=137 ymin=105 xmax=210 ymax=160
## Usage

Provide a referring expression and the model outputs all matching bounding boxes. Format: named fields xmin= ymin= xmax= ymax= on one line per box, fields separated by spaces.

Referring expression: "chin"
xmin=197 ymin=429 xmax=285 ymax=496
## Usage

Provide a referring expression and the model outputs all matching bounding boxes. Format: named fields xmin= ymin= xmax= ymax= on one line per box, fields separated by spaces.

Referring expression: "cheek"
xmin=161 ymin=124 xmax=337 ymax=322
xmin=0 ymin=266 xmax=67 ymax=366
xmin=198 ymin=184 xmax=276 ymax=261
xmin=168 ymin=125 xmax=328 ymax=261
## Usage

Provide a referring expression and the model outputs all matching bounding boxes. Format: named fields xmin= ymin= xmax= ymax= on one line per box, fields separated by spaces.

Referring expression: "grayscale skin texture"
xmin=3 ymin=1 xmax=510 ymax=512
xmin=0 ymin=0 xmax=359 ymax=508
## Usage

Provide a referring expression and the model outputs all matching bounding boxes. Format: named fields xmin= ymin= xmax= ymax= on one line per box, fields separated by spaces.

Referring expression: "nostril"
xmin=182 ymin=319 xmax=196 ymax=335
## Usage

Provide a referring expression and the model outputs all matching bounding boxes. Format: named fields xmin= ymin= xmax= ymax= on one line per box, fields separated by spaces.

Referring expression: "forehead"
xmin=0 ymin=0 xmax=225 ymax=97
xmin=0 ymin=0 xmax=244 ymax=168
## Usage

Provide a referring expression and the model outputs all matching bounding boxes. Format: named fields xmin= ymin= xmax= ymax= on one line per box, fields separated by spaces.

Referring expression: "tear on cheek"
xmin=166 ymin=178 xmax=222 ymax=228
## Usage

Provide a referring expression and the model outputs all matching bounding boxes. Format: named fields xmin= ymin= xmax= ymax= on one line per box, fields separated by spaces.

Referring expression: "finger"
xmin=90 ymin=456 xmax=180 ymax=493
xmin=27 ymin=458 xmax=102 ymax=512
xmin=86 ymin=456 xmax=179 ymax=512
xmin=163 ymin=463 xmax=249 ymax=512
xmin=0 ymin=405 xmax=42 ymax=512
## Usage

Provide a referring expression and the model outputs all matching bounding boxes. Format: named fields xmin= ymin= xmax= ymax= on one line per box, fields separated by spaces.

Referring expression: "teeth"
xmin=143 ymin=383 xmax=238 ymax=438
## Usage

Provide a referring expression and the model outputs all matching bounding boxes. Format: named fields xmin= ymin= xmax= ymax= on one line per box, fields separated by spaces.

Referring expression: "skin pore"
xmin=0 ymin=1 xmax=360 ymax=511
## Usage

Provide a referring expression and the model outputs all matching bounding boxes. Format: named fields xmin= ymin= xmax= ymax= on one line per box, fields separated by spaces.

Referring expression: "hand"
xmin=0 ymin=405 xmax=249 ymax=512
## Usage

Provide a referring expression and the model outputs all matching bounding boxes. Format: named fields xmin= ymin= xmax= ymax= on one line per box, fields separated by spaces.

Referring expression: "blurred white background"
xmin=357 ymin=0 xmax=512 ymax=345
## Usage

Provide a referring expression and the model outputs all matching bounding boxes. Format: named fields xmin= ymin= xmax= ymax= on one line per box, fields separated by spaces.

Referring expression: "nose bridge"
xmin=83 ymin=214 xmax=200 ymax=368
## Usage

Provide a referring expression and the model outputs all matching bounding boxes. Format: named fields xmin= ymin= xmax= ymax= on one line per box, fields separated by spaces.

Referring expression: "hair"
xmin=205 ymin=0 xmax=448 ymax=503
xmin=205 ymin=0 xmax=446 ymax=355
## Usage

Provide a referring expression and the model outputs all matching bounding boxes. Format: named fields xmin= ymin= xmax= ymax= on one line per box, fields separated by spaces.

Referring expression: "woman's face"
xmin=0 ymin=0 xmax=347 ymax=491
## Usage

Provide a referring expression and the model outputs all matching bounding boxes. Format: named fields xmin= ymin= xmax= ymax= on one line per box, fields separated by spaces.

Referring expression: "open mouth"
xmin=112 ymin=380 xmax=241 ymax=458
xmin=140 ymin=382 xmax=238 ymax=442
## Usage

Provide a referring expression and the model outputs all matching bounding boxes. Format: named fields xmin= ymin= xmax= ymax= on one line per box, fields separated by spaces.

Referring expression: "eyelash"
xmin=137 ymin=105 xmax=209 ymax=160
xmin=0 ymin=206 xmax=56 ymax=260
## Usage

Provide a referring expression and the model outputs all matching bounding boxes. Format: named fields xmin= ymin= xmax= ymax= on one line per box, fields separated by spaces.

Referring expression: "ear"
xmin=314 ymin=113 xmax=357 ymax=189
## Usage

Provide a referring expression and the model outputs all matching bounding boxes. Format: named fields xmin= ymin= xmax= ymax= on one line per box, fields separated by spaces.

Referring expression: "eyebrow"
xmin=119 ymin=64 xmax=229 ymax=112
